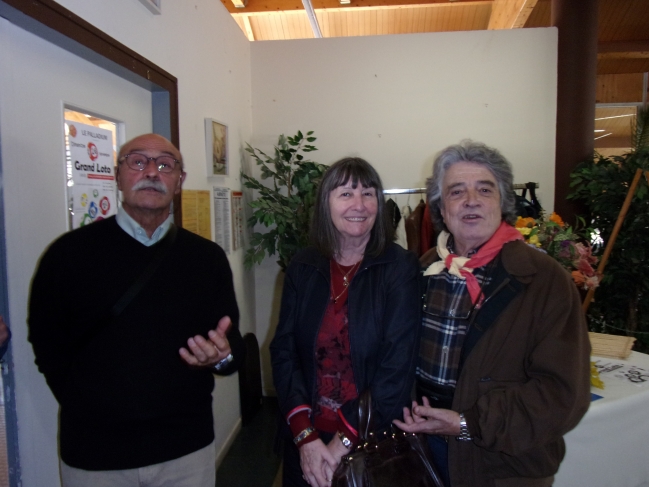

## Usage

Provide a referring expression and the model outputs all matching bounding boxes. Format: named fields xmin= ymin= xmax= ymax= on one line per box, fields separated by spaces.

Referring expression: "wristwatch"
xmin=213 ymin=353 xmax=234 ymax=371
xmin=338 ymin=431 xmax=353 ymax=450
xmin=456 ymin=413 xmax=472 ymax=441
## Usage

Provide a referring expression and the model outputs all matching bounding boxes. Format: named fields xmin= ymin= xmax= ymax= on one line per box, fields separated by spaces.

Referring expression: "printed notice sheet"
xmin=181 ymin=190 xmax=211 ymax=241
xmin=213 ymin=187 xmax=231 ymax=254
xmin=66 ymin=121 xmax=116 ymax=229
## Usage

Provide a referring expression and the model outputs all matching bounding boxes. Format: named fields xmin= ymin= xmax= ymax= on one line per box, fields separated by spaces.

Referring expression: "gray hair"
xmin=426 ymin=140 xmax=517 ymax=232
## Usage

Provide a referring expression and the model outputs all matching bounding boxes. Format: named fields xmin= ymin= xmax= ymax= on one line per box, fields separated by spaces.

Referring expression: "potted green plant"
xmin=568 ymin=106 xmax=649 ymax=352
xmin=241 ymin=131 xmax=328 ymax=271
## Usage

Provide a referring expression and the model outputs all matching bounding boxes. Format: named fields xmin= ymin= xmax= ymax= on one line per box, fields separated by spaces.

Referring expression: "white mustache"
xmin=131 ymin=179 xmax=168 ymax=194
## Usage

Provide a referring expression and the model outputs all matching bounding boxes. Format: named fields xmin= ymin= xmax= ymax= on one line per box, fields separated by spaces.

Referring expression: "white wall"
xmin=250 ymin=28 xmax=558 ymax=394
xmin=0 ymin=1 xmax=252 ymax=485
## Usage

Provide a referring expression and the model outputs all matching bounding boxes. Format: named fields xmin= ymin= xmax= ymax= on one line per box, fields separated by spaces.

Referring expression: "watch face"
xmin=339 ymin=433 xmax=352 ymax=448
xmin=214 ymin=353 xmax=234 ymax=370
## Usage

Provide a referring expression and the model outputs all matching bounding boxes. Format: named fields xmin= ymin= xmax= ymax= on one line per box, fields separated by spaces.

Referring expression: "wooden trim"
xmin=488 ymin=0 xmax=537 ymax=30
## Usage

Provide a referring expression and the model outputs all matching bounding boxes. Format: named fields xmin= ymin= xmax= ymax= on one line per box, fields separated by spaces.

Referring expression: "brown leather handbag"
xmin=332 ymin=390 xmax=446 ymax=487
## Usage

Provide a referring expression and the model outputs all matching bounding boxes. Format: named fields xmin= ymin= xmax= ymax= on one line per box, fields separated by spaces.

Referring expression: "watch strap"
xmin=456 ymin=412 xmax=472 ymax=441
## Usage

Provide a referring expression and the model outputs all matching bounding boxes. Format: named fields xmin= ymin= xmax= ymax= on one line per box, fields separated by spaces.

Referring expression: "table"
xmin=554 ymin=351 xmax=649 ymax=487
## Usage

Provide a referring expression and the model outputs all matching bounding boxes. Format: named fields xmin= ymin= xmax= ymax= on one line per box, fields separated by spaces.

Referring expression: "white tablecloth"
xmin=554 ymin=351 xmax=649 ymax=487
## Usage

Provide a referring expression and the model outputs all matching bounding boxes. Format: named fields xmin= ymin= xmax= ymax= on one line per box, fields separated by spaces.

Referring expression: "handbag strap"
xmin=110 ymin=224 xmax=178 ymax=318
xmin=358 ymin=389 xmax=374 ymax=442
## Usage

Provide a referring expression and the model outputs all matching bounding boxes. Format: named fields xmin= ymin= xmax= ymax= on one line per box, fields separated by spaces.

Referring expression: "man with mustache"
xmin=394 ymin=140 xmax=591 ymax=487
xmin=28 ymin=133 xmax=244 ymax=487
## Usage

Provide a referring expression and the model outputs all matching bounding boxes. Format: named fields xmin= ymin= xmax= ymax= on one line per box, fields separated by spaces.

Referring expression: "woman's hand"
xmin=393 ymin=396 xmax=462 ymax=436
xmin=323 ymin=433 xmax=351 ymax=480
xmin=300 ymin=438 xmax=337 ymax=487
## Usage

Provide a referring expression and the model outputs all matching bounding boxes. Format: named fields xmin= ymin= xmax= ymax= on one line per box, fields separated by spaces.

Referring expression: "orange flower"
xmin=571 ymin=270 xmax=586 ymax=286
xmin=549 ymin=212 xmax=565 ymax=227
xmin=515 ymin=216 xmax=535 ymax=228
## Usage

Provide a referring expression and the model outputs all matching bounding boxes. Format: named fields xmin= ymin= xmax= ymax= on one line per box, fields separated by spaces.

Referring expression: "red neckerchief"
xmin=441 ymin=221 xmax=523 ymax=305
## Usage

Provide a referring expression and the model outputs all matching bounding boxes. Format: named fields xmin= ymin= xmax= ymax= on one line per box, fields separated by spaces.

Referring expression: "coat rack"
xmin=384 ymin=183 xmax=538 ymax=196
xmin=384 ymin=188 xmax=426 ymax=195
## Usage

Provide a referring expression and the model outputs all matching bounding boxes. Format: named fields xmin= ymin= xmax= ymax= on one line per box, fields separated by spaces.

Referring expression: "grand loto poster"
xmin=66 ymin=121 xmax=117 ymax=229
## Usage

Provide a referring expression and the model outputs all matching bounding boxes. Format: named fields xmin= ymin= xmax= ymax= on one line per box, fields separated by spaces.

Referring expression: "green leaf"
xmin=242 ymin=130 xmax=326 ymax=271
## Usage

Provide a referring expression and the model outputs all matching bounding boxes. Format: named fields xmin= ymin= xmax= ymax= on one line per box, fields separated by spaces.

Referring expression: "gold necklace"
xmin=331 ymin=259 xmax=361 ymax=303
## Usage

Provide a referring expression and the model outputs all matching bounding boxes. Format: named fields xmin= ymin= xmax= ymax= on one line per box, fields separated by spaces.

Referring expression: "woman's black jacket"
xmin=270 ymin=242 xmax=421 ymax=433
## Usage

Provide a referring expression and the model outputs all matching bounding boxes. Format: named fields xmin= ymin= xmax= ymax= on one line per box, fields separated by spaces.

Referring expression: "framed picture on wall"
xmin=205 ymin=118 xmax=228 ymax=176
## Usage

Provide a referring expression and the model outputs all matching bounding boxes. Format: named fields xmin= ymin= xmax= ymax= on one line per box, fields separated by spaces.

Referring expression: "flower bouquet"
xmin=515 ymin=212 xmax=601 ymax=291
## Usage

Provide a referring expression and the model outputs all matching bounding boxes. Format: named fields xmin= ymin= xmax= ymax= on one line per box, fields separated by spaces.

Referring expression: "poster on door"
xmin=66 ymin=121 xmax=117 ymax=229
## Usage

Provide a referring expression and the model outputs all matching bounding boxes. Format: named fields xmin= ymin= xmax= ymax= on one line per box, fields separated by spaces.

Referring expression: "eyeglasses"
xmin=119 ymin=153 xmax=182 ymax=173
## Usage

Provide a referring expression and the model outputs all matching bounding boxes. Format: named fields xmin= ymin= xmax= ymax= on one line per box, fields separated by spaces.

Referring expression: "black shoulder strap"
xmin=110 ymin=224 xmax=178 ymax=318
xmin=459 ymin=257 xmax=522 ymax=369
xmin=358 ymin=389 xmax=373 ymax=441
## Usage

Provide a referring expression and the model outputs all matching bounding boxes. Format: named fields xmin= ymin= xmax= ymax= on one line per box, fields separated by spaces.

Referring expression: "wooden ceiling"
xmin=224 ymin=0 xmax=649 ymax=152
xmin=225 ymin=0 xmax=649 ymax=67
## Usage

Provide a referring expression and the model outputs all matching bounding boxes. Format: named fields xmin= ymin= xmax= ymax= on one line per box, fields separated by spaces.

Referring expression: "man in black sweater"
xmin=28 ymin=134 xmax=244 ymax=487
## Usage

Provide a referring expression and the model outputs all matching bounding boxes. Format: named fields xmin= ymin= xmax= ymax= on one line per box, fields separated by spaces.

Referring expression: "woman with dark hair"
xmin=271 ymin=157 xmax=421 ymax=487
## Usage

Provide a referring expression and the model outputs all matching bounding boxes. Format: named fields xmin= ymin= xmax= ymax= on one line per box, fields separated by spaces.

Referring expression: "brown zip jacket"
xmin=421 ymin=240 xmax=591 ymax=487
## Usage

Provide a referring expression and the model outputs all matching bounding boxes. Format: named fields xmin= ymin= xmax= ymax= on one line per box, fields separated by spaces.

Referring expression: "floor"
xmin=216 ymin=397 xmax=283 ymax=487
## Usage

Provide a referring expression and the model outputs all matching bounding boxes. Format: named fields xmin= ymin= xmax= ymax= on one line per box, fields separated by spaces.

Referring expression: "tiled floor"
xmin=216 ymin=397 xmax=283 ymax=487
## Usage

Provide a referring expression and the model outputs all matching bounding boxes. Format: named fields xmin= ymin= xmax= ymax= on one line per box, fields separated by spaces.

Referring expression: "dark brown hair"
xmin=310 ymin=157 xmax=393 ymax=258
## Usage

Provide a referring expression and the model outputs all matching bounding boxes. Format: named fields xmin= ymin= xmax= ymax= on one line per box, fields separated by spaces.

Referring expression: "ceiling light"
xmin=594 ymin=133 xmax=612 ymax=140
xmin=340 ymin=0 xmax=351 ymax=3
xmin=594 ymin=129 xmax=605 ymax=132
xmin=595 ymin=114 xmax=634 ymax=121
xmin=231 ymin=0 xmax=247 ymax=7
xmin=302 ymin=0 xmax=322 ymax=38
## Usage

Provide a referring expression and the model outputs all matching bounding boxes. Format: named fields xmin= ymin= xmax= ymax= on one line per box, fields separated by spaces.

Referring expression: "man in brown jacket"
xmin=394 ymin=140 xmax=591 ymax=487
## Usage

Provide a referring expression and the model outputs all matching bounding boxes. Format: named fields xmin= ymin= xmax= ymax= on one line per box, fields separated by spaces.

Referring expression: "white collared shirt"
xmin=115 ymin=207 xmax=174 ymax=246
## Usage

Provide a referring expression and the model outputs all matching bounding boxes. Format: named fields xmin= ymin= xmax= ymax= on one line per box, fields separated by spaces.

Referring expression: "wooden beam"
xmin=220 ymin=0 xmax=490 ymax=14
xmin=597 ymin=58 xmax=649 ymax=76
xmin=488 ymin=0 xmax=538 ymax=30
xmin=598 ymin=40 xmax=649 ymax=54
xmin=243 ymin=15 xmax=255 ymax=40
xmin=593 ymin=136 xmax=633 ymax=149
xmin=596 ymin=41 xmax=649 ymax=74
xmin=598 ymin=51 xmax=649 ymax=61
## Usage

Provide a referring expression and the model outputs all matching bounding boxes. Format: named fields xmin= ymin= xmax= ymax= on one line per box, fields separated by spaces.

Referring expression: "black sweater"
xmin=28 ymin=217 xmax=242 ymax=470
